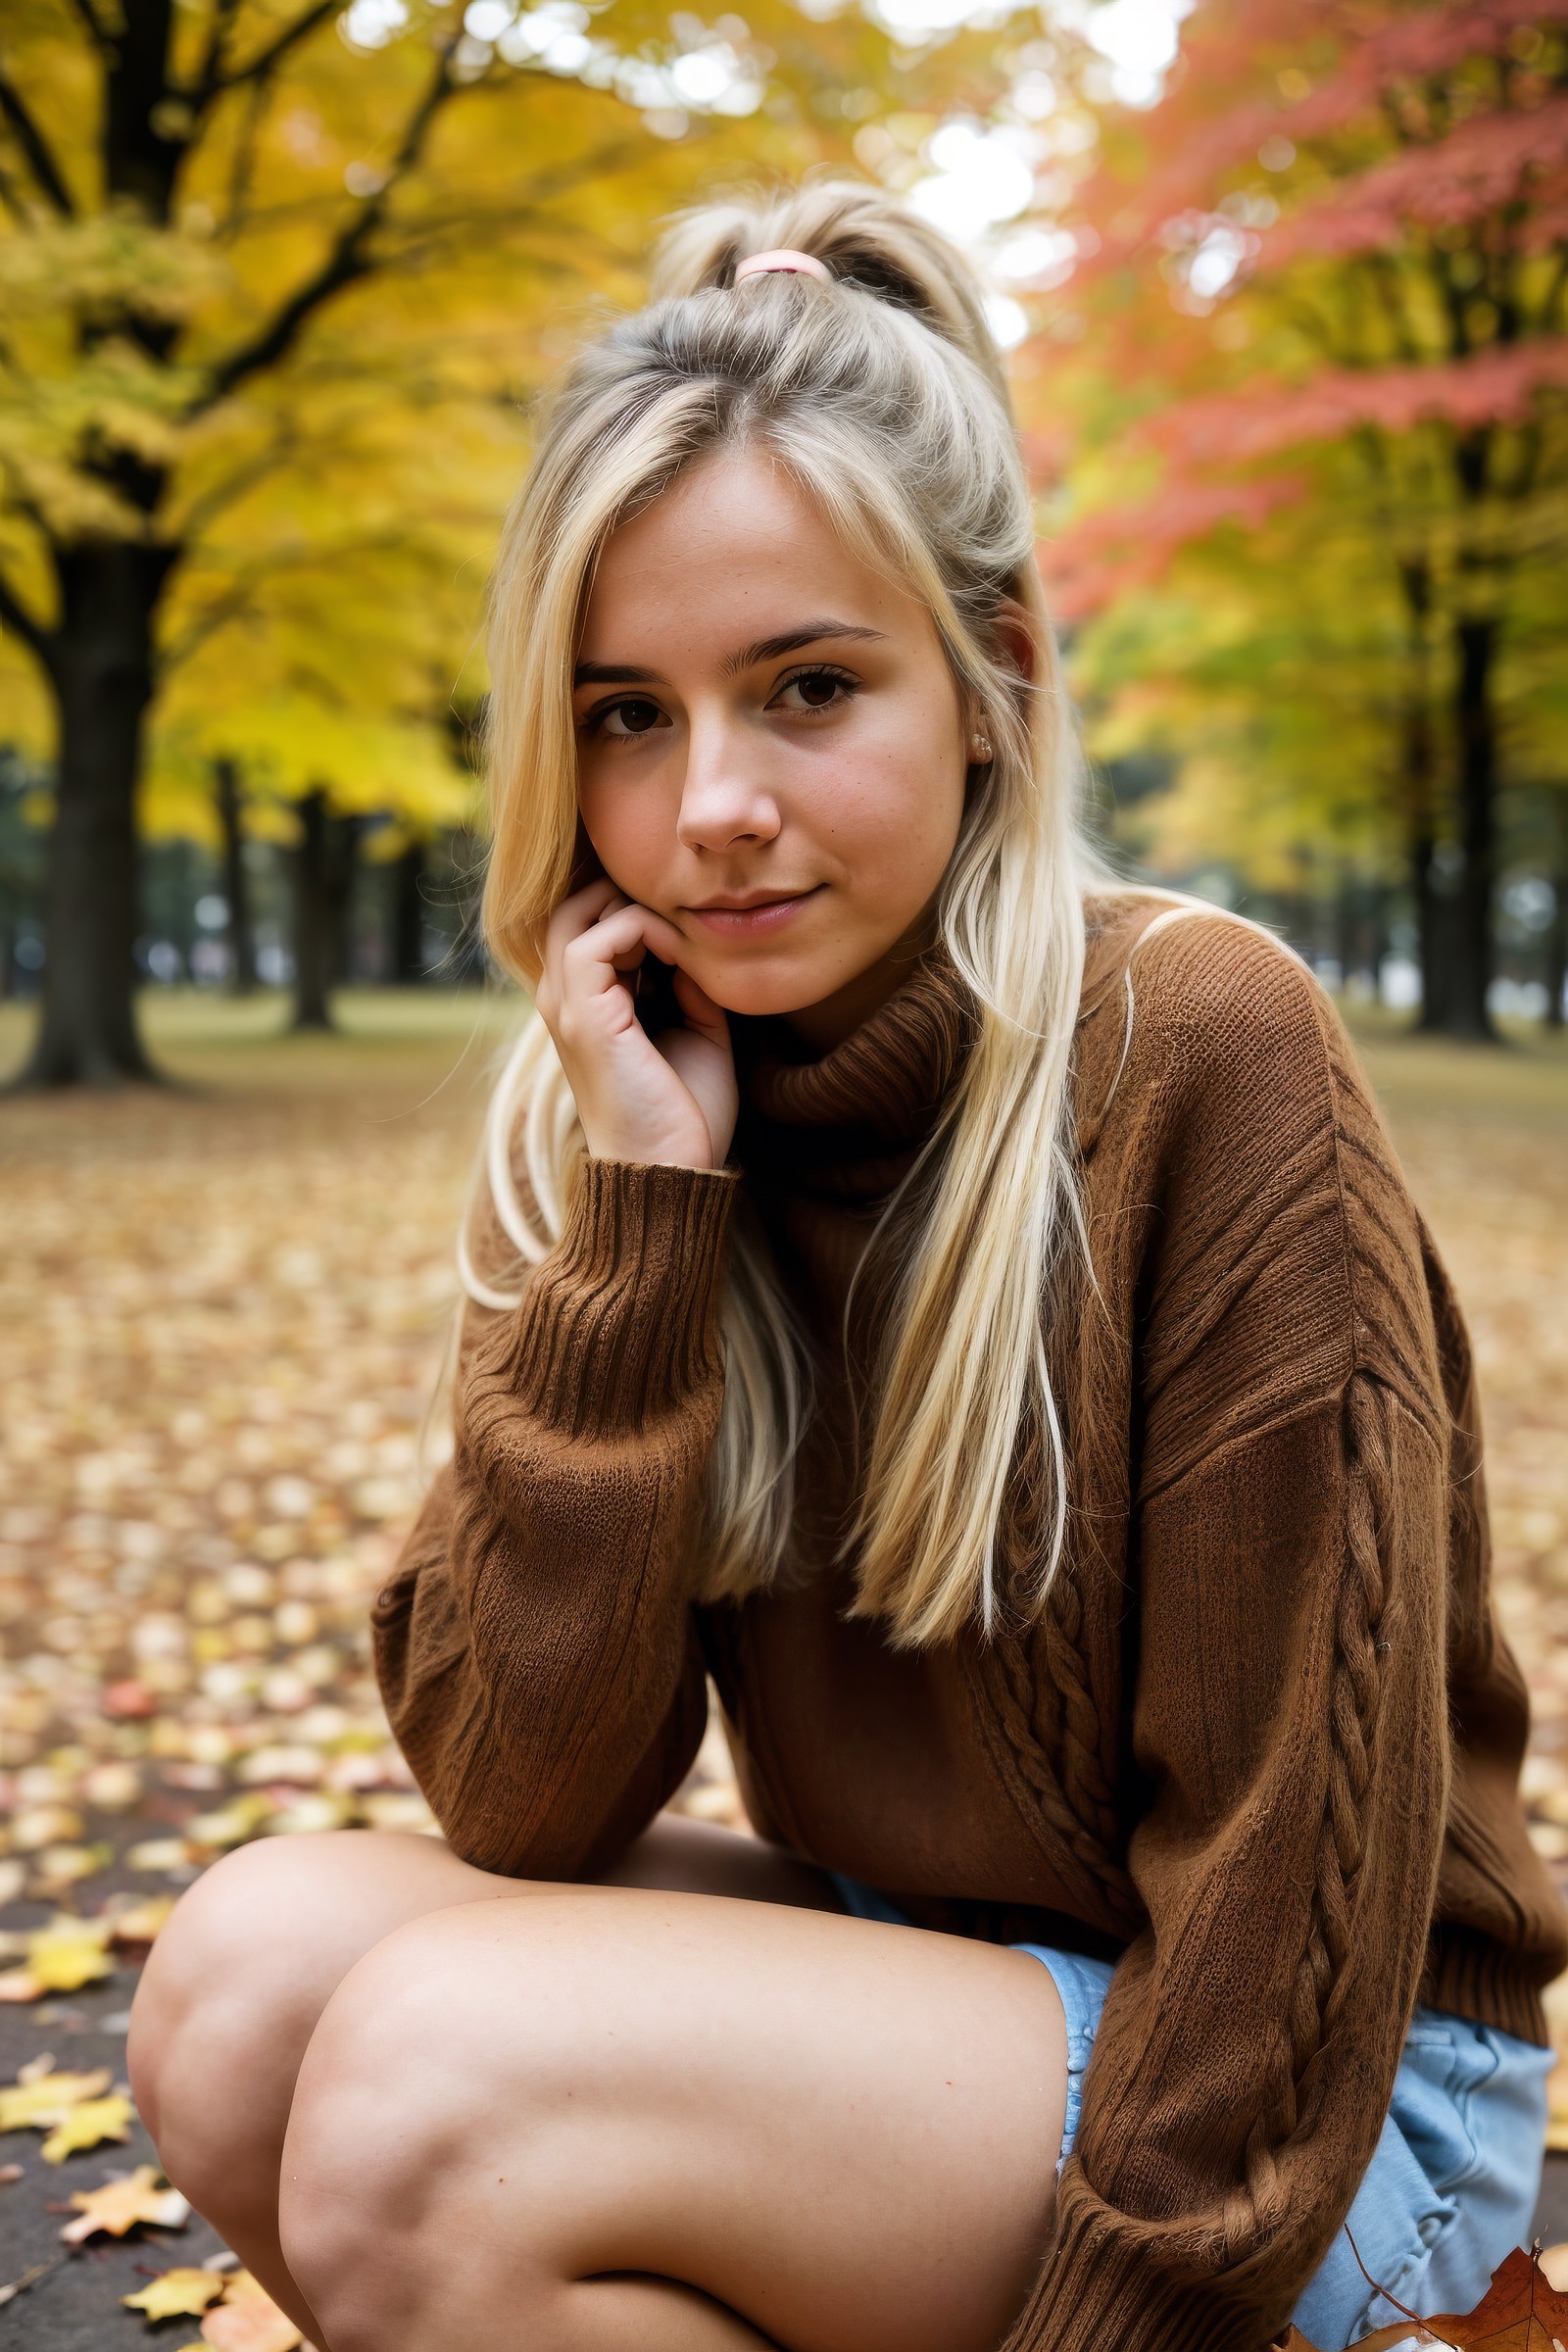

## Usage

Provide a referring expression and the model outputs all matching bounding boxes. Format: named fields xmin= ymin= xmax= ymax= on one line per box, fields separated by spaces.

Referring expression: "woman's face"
xmin=572 ymin=445 xmax=970 ymax=1045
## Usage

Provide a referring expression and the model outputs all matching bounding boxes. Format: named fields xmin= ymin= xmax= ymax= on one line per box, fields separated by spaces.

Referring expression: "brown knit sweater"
xmin=373 ymin=892 xmax=1566 ymax=2352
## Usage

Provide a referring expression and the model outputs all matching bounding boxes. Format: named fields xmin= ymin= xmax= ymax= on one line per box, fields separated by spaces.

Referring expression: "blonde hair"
xmin=469 ymin=180 xmax=1112 ymax=1648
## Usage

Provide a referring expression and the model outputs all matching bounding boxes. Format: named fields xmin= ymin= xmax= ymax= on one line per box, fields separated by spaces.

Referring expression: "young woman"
xmin=129 ymin=184 xmax=1566 ymax=2352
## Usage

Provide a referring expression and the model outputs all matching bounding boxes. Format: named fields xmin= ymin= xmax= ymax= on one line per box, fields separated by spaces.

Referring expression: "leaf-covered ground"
xmin=1 ymin=987 xmax=1565 ymax=2344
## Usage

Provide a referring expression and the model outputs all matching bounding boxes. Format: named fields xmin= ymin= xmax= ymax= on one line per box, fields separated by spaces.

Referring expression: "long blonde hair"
xmin=469 ymin=181 xmax=1109 ymax=1648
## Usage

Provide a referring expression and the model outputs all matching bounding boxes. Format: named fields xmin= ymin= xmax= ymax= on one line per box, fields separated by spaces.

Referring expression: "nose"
xmin=675 ymin=712 xmax=782 ymax=855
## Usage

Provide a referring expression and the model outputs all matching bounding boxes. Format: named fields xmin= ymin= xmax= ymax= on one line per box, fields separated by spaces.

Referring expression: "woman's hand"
xmin=534 ymin=880 xmax=738 ymax=1171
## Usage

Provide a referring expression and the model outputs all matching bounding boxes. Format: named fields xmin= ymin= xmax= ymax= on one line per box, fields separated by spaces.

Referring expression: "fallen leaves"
xmin=0 ymin=2058 xmax=113 ymax=2129
xmin=39 ymin=2093 xmax=133 ymax=2163
xmin=59 ymin=2164 xmax=190 ymax=2245
xmin=1279 ymin=2242 xmax=1568 ymax=2348
xmin=123 ymin=2265 xmax=302 ymax=2350
xmin=0 ymin=1902 xmax=174 ymax=2003
xmin=0 ymin=2052 xmax=133 ymax=2159
xmin=122 ymin=2266 xmax=227 ymax=2321
xmin=0 ymin=1910 xmax=117 ymax=2000
xmin=198 ymin=2272 xmax=305 ymax=2352
xmin=0 ymin=1014 xmax=1557 ymax=2349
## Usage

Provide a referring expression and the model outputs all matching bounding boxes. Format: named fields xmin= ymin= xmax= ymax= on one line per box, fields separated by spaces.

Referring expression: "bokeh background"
xmin=1 ymin=0 xmax=1566 ymax=2339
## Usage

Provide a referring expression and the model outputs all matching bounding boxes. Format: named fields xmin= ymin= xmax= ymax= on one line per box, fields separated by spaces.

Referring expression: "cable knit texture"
xmin=374 ymin=894 xmax=1566 ymax=2352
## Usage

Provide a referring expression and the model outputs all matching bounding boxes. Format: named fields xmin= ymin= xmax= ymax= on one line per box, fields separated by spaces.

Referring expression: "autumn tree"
xmin=1034 ymin=0 xmax=1568 ymax=1033
xmin=0 ymin=0 xmax=1003 ymax=1085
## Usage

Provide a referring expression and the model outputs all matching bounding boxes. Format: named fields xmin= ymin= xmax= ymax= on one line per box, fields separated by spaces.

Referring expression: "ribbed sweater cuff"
xmin=507 ymin=1156 xmax=738 ymax=1436
xmin=1003 ymin=2192 xmax=1262 ymax=2352
xmin=1422 ymin=1924 xmax=1553 ymax=2047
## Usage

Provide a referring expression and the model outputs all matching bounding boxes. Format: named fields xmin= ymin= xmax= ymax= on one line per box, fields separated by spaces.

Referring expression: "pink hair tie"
xmin=734 ymin=248 xmax=832 ymax=284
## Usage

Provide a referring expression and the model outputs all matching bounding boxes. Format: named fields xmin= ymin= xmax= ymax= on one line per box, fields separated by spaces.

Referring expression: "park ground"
xmin=0 ymin=986 xmax=1566 ymax=2344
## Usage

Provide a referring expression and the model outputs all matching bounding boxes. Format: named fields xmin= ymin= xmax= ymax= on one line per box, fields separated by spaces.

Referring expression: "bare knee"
xmin=129 ymin=1834 xmax=407 ymax=2200
xmin=279 ymin=1906 xmax=592 ymax=2350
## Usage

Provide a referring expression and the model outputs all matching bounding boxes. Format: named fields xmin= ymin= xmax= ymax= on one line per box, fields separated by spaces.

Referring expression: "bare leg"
xmin=279 ymin=1887 xmax=1068 ymax=2352
xmin=128 ymin=1817 xmax=844 ymax=2342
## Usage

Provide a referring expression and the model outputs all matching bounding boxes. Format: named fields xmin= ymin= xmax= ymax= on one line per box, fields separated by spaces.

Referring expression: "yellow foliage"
xmin=0 ymin=2066 xmax=112 ymax=2132
xmin=24 ymin=1914 xmax=117 ymax=1993
xmin=0 ymin=0 xmax=1016 ymax=848
xmin=123 ymin=2269 xmax=229 ymax=2323
xmin=40 ymin=2092 xmax=134 ymax=2163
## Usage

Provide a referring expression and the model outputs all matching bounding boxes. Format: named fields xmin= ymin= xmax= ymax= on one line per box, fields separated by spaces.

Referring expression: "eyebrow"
xmin=571 ymin=620 xmax=884 ymax=691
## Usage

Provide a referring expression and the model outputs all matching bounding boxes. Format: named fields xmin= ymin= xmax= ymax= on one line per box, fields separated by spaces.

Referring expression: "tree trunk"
xmin=292 ymin=790 xmax=337 ymax=1032
xmin=1411 ymin=833 xmax=1465 ymax=1034
xmin=1395 ymin=559 xmax=1450 ymax=1035
xmin=19 ymin=539 xmax=172 ymax=1086
xmin=393 ymin=840 xmax=428 ymax=983
xmin=215 ymin=759 xmax=256 ymax=996
xmin=1545 ymin=797 xmax=1568 ymax=1032
xmin=170 ymin=838 xmax=196 ymax=979
xmin=333 ymin=816 xmax=365 ymax=983
xmin=1446 ymin=614 xmax=1499 ymax=1040
xmin=1368 ymin=881 xmax=1392 ymax=1003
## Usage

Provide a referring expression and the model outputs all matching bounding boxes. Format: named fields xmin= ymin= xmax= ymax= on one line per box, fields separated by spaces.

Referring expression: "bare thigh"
xmin=132 ymin=1810 xmax=843 ymax=2149
xmin=279 ymin=1886 xmax=1068 ymax=2352
xmin=128 ymin=1815 xmax=847 ymax=2338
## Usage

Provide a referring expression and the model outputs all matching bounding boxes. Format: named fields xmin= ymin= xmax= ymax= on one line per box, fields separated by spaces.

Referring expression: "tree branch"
xmin=171 ymin=428 xmax=299 ymax=542
xmin=158 ymin=530 xmax=417 ymax=671
xmin=0 ymin=59 xmax=75 ymax=216
xmin=195 ymin=42 xmax=461 ymax=414
xmin=210 ymin=0 xmax=338 ymax=96
xmin=0 ymin=145 xmax=27 ymax=222
xmin=190 ymin=0 xmax=247 ymax=103
xmin=220 ymin=65 xmax=275 ymax=238
xmin=60 ymin=0 xmax=114 ymax=51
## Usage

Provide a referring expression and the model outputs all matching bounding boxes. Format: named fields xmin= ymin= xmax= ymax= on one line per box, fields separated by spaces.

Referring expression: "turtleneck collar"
xmin=723 ymin=895 xmax=1147 ymax=1210
xmin=729 ymin=945 xmax=978 ymax=1208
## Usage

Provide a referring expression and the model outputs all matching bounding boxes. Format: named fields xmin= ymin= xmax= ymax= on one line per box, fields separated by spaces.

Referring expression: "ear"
xmin=990 ymin=594 xmax=1039 ymax=687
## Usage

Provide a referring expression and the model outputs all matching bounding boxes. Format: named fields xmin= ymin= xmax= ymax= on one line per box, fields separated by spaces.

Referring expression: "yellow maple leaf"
xmin=59 ymin=2165 xmax=190 ymax=2245
xmin=122 ymin=2268 xmax=227 ymax=2322
xmin=41 ymin=2093 xmax=133 ymax=2163
xmin=26 ymin=1917 xmax=116 ymax=1994
xmin=0 ymin=2067 xmax=112 ymax=2132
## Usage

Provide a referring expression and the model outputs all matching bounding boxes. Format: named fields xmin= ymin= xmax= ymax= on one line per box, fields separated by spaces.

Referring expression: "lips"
xmin=685 ymin=885 xmax=822 ymax=937
xmin=689 ymin=889 xmax=815 ymax=911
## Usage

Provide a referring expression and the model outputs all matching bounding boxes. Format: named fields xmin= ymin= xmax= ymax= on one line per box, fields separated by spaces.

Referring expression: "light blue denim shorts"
xmin=831 ymin=1874 xmax=1553 ymax=2352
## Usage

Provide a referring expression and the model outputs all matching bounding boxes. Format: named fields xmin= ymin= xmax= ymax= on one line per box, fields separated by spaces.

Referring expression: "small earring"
xmin=971 ymin=733 xmax=993 ymax=762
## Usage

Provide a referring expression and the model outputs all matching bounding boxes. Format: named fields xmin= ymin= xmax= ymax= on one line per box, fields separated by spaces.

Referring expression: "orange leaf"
xmin=1278 ymin=2246 xmax=1568 ymax=2351
xmin=200 ymin=2273 xmax=303 ymax=2352
xmin=59 ymin=2166 xmax=189 ymax=2245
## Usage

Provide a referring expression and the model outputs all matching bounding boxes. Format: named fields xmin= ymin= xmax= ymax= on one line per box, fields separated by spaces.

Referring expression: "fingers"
xmin=536 ymin=880 xmax=625 ymax=1020
xmin=540 ymin=892 xmax=703 ymax=1053
xmin=668 ymin=962 xmax=730 ymax=1048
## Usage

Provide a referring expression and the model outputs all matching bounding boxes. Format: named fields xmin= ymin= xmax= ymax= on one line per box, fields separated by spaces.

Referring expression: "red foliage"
xmin=1079 ymin=0 xmax=1568 ymax=261
xmin=1147 ymin=343 xmax=1568 ymax=466
xmin=1039 ymin=0 xmax=1568 ymax=588
xmin=1263 ymin=93 xmax=1568 ymax=260
xmin=1041 ymin=472 xmax=1310 ymax=616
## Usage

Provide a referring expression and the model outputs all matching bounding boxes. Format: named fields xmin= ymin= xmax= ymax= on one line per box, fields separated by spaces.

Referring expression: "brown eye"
xmin=602 ymin=697 xmax=667 ymax=737
xmin=775 ymin=667 xmax=857 ymax=712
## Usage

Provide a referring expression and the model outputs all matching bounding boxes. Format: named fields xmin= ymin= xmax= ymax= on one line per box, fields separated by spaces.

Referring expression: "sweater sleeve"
xmin=1005 ymin=925 xmax=1457 ymax=2352
xmin=372 ymin=1154 xmax=739 ymax=1879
